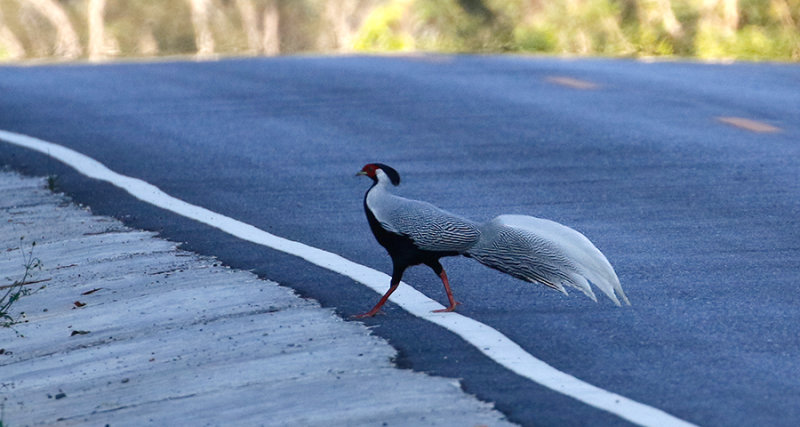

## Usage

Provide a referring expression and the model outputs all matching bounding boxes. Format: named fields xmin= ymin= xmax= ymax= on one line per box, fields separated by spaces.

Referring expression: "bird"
xmin=354 ymin=163 xmax=629 ymax=318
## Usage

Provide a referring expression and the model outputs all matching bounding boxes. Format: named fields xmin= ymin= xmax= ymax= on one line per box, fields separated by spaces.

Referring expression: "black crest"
xmin=375 ymin=163 xmax=401 ymax=186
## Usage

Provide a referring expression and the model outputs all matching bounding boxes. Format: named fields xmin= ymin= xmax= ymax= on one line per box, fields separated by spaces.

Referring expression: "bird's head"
xmin=357 ymin=163 xmax=401 ymax=186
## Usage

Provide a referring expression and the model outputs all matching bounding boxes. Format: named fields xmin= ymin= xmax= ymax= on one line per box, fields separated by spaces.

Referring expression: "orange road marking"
xmin=546 ymin=76 xmax=598 ymax=90
xmin=717 ymin=117 xmax=780 ymax=133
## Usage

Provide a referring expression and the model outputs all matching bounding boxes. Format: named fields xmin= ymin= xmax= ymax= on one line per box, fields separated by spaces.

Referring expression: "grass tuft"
xmin=46 ymin=175 xmax=58 ymax=193
xmin=1 ymin=237 xmax=43 ymax=331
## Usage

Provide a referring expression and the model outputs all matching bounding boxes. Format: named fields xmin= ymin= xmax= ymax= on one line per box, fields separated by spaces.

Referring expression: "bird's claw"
xmin=432 ymin=301 xmax=461 ymax=313
xmin=351 ymin=311 xmax=381 ymax=319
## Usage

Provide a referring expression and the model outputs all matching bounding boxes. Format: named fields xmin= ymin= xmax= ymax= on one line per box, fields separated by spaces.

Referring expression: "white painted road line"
xmin=0 ymin=129 xmax=697 ymax=427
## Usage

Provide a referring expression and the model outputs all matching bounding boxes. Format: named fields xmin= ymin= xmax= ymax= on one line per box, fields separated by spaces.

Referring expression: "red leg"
xmin=432 ymin=268 xmax=460 ymax=313
xmin=352 ymin=282 xmax=399 ymax=318
xmin=354 ymin=264 xmax=405 ymax=318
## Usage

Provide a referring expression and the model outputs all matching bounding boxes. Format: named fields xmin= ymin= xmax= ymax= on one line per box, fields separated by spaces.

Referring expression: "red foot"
xmin=432 ymin=301 xmax=461 ymax=313
xmin=351 ymin=310 xmax=382 ymax=319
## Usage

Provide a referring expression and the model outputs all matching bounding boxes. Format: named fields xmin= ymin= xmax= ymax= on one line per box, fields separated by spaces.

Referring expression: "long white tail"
xmin=466 ymin=215 xmax=630 ymax=306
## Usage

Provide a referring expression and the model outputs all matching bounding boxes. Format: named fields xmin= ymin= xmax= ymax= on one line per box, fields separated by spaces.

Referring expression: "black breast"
xmin=363 ymin=193 xmax=458 ymax=269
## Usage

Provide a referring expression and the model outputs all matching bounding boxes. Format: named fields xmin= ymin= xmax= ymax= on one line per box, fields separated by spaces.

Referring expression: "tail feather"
xmin=568 ymin=271 xmax=598 ymax=302
xmin=466 ymin=214 xmax=629 ymax=306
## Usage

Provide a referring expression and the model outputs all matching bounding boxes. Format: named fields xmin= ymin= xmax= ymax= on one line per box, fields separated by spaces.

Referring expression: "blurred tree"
xmin=354 ymin=0 xmax=514 ymax=52
xmin=24 ymin=0 xmax=82 ymax=58
xmin=263 ymin=0 xmax=279 ymax=54
xmin=770 ymin=0 xmax=800 ymax=59
xmin=235 ymin=0 xmax=261 ymax=54
xmin=0 ymin=6 xmax=25 ymax=59
xmin=629 ymin=0 xmax=683 ymax=55
xmin=0 ymin=0 xmax=797 ymax=61
xmin=637 ymin=0 xmax=683 ymax=37
xmin=456 ymin=0 xmax=494 ymax=22
xmin=322 ymin=0 xmax=378 ymax=51
xmin=352 ymin=0 xmax=415 ymax=51
xmin=188 ymin=0 xmax=215 ymax=57
xmin=88 ymin=0 xmax=119 ymax=60
xmin=512 ymin=0 xmax=633 ymax=54
xmin=701 ymin=0 xmax=739 ymax=36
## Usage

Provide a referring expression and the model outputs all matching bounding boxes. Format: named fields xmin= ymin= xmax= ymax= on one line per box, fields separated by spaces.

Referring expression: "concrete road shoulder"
xmin=0 ymin=171 xmax=515 ymax=426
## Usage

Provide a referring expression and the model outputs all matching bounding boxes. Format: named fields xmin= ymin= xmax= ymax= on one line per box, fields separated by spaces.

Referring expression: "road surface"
xmin=1 ymin=55 xmax=799 ymax=426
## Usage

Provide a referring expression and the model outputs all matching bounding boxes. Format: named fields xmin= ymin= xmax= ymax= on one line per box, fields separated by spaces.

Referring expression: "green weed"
xmin=1 ymin=238 xmax=43 ymax=330
xmin=46 ymin=175 xmax=58 ymax=193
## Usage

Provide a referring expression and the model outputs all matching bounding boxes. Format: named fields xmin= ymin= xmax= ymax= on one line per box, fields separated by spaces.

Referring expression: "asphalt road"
xmin=1 ymin=55 xmax=798 ymax=426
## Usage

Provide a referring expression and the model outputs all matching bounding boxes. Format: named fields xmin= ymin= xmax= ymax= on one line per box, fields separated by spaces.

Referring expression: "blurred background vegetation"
xmin=0 ymin=0 xmax=798 ymax=62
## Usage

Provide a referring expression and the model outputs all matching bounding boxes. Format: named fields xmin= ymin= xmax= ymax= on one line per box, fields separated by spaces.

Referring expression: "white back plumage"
xmin=366 ymin=170 xmax=481 ymax=252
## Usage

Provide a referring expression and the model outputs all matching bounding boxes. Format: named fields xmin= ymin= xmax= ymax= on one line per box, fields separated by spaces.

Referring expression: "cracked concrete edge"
xmin=0 ymin=170 xmax=517 ymax=427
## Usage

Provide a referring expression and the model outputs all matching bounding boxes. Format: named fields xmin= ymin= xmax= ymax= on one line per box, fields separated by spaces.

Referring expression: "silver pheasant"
xmin=355 ymin=163 xmax=629 ymax=317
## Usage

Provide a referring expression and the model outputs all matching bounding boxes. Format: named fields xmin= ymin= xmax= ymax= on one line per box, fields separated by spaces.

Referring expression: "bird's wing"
xmin=369 ymin=193 xmax=481 ymax=253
